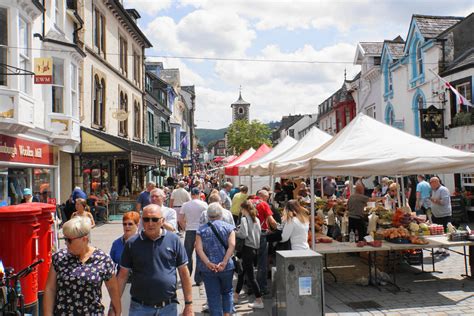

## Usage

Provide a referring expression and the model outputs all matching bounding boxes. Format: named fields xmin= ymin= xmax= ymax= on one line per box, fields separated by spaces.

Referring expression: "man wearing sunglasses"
xmin=114 ymin=204 xmax=194 ymax=316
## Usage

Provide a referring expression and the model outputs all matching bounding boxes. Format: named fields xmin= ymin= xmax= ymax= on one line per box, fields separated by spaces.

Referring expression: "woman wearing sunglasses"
xmin=43 ymin=216 xmax=121 ymax=315
xmin=110 ymin=211 xmax=140 ymax=315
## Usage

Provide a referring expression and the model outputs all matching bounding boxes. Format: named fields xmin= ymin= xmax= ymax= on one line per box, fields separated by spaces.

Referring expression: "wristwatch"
xmin=185 ymin=301 xmax=193 ymax=305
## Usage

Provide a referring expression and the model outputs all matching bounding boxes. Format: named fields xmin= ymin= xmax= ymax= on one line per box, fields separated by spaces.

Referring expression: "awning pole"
xmin=321 ymin=177 xmax=324 ymax=197
xmin=250 ymin=175 xmax=253 ymax=194
xmin=310 ymin=176 xmax=316 ymax=250
xmin=396 ymin=176 xmax=402 ymax=208
xmin=400 ymin=176 xmax=406 ymax=208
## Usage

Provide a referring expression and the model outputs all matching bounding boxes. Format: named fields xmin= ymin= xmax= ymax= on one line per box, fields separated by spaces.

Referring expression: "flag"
xmin=429 ymin=68 xmax=473 ymax=112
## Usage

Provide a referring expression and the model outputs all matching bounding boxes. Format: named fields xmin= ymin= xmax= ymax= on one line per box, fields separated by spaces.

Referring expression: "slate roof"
xmin=360 ymin=42 xmax=383 ymax=55
xmin=413 ymin=15 xmax=463 ymax=39
xmin=232 ymin=92 xmax=250 ymax=106
xmin=159 ymin=69 xmax=180 ymax=88
xmin=444 ymin=47 xmax=474 ymax=73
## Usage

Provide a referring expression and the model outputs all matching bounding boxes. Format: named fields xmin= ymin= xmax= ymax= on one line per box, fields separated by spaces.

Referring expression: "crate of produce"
xmin=403 ymin=249 xmax=423 ymax=265
xmin=449 ymin=232 xmax=468 ymax=241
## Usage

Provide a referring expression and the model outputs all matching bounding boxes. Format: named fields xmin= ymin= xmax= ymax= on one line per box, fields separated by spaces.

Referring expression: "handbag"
xmin=235 ymin=217 xmax=247 ymax=254
xmin=207 ymin=222 xmax=244 ymax=275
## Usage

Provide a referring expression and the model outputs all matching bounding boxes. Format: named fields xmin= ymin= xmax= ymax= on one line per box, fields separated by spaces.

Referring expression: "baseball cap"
xmin=191 ymin=187 xmax=201 ymax=195
xmin=23 ymin=188 xmax=32 ymax=195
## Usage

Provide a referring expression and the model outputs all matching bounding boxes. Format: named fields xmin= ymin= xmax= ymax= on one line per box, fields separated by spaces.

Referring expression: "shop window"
xmin=119 ymin=91 xmax=128 ymax=136
xmin=92 ymin=75 xmax=106 ymax=128
xmin=82 ymin=159 xmax=110 ymax=195
xmin=119 ymin=36 xmax=127 ymax=76
xmin=19 ymin=17 xmax=30 ymax=93
xmin=52 ymin=57 xmax=64 ymax=113
xmin=33 ymin=168 xmax=52 ymax=203
xmin=0 ymin=8 xmax=6 ymax=86
xmin=134 ymin=101 xmax=140 ymax=139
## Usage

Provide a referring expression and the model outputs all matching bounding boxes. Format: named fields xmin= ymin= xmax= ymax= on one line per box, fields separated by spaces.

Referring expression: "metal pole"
xmin=349 ymin=176 xmax=354 ymax=195
xmin=321 ymin=177 xmax=324 ymax=197
xmin=310 ymin=176 xmax=316 ymax=250
xmin=396 ymin=176 xmax=402 ymax=208
xmin=400 ymin=176 xmax=406 ymax=207
xmin=250 ymin=175 xmax=253 ymax=195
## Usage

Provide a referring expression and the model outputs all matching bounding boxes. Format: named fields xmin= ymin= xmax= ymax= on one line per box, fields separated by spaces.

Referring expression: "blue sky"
xmin=125 ymin=0 xmax=474 ymax=128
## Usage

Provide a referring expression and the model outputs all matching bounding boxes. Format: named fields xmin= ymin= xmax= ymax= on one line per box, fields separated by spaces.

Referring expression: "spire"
xmin=239 ymin=85 xmax=243 ymax=100
xmin=344 ymin=68 xmax=347 ymax=81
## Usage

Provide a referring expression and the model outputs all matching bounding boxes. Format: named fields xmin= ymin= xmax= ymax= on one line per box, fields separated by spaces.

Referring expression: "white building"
xmin=0 ymin=0 xmax=85 ymax=204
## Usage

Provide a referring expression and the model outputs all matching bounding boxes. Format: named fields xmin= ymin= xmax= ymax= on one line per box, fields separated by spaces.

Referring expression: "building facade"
xmin=78 ymin=0 xmax=154 ymax=198
xmin=0 ymin=0 xmax=86 ymax=205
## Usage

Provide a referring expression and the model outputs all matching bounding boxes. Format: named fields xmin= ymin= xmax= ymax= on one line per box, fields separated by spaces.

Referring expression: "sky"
xmin=125 ymin=0 xmax=474 ymax=129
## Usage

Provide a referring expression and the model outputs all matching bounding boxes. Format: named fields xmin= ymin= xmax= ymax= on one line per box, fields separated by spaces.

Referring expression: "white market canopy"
xmin=238 ymin=136 xmax=297 ymax=176
xmin=275 ymin=113 xmax=474 ymax=177
xmin=252 ymin=126 xmax=332 ymax=176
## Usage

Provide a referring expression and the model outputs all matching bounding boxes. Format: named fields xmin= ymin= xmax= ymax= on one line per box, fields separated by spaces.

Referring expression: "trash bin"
xmin=0 ymin=204 xmax=42 ymax=309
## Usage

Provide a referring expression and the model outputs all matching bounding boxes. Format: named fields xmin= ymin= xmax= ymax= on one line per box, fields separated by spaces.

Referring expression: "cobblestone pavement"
xmin=93 ymin=223 xmax=474 ymax=315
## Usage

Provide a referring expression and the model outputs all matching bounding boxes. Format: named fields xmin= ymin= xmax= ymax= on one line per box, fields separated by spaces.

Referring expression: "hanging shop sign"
xmin=159 ymin=132 xmax=171 ymax=147
xmin=111 ymin=110 xmax=129 ymax=121
xmin=34 ymin=57 xmax=53 ymax=84
xmin=420 ymin=105 xmax=445 ymax=139
xmin=0 ymin=134 xmax=57 ymax=165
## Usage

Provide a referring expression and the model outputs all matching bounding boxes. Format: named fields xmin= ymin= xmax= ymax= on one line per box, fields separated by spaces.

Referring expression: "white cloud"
xmin=124 ymin=0 xmax=173 ymax=16
xmin=144 ymin=9 xmax=256 ymax=57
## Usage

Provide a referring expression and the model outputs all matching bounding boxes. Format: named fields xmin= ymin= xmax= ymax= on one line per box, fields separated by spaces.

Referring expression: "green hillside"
xmin=196 ymin=128 xmax=227 ymax=147
xmin=196 ymin=121 xmax=280 ymax=148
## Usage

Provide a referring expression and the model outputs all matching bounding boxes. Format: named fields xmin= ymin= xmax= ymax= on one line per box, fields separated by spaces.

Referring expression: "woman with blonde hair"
xmin=280 ymin=200 xmax=310 ymax=250
xmin=71 ymin=197 xmax=95 ymax=228
xmin=43 ymin=217 xmax=121 ymax=315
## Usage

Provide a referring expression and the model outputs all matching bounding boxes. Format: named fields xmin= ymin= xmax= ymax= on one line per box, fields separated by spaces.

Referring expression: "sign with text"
xmin=420 ymin=105 xmax=445 ymax=139
xmin=159 ymin=132 xmax=171 ymax=147
xmin=81 ymin=130 xmax=125 ymax=153
xmin=34 ymin=57 xmax=53 ymax=84
xmin=0 ymin=134 xmax=57 ymax=165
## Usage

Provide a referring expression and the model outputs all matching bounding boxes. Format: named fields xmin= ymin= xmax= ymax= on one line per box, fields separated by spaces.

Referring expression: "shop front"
xmin=78 ymin=128 xmax=176 ymax=202
xmin=0 ymin=134 xmax=58 ymax=206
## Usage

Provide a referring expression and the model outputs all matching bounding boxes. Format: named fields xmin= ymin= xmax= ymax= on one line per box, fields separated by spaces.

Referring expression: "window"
xmin=52 ymin=58 xmax=64 ymax=113
xmin=456 ymin=82 xmax=472 ymax=112
xmin=416 ymin=41 xmax=423 ymax=76
xmin=93 ymin=76 xmax=105 ymax=128
xmin=388 ymin=69 xmax=393 ymax=92
xmin=54 ymin=0 xmax=63 ymax=30
xmin=417 ymin=94 xmax=424 ymax=110
xmin=345 ymin=107 xmax=351 ymax=125
xmin=288 ymin=129 xmax=295 ymax=138
xmin=161 ymin=120 xmax=166 ymax=132
xmin=238 ymin=107 xmax=244 ymax=114
xmin=145 ymin=75 xmax=152 ymax=93
xmin=148 ymin=111 xmax=154 ymax=144
xmin=366 ymin=105 xmax=376 ymax=119
xmin=0 ymin=8 xmax=7 ymax=86
xmin=385 ymin=104 xmax=395 ymax=125
xmin=119 ymin=36 xmax=127 ymax=75
xmin=94 ymin=8 xmax=106 ymax=57
xmin=119 ymin=91 xmax=128 ymax=136
xmin=374 ymin=57 xmax=381 ymax=66
xmin=133 ymin=51 xmax=140 ymax=86
xmin=134 ymin=101 xmax=140 ymax=139
xmin=71 ymin=64 xmax=78 ymax=117
xmin=19 ymin=17 xmax=30 ymax=93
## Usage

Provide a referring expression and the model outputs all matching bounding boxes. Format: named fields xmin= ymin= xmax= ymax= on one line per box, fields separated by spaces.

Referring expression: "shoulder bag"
xmin=207 ymin=222 xmax=243 ymax=275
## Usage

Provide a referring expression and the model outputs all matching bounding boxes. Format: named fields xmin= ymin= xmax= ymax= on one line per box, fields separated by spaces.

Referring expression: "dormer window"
xmin=374 ymin=57 xmax=381 ymax=66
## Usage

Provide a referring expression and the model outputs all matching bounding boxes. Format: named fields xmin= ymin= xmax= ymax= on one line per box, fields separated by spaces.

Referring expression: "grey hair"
xmin=151 ymin=188 xmax=166 ymax=197
xmin=63 ymin=216 xmax=91 ymax=239
xmin=224 ymin=182 xmax=232 ymax=188
xmin=207 ymin=202 xmax=223 ymax=219
xmin=178 ymin=181 xmax=186 ymax=188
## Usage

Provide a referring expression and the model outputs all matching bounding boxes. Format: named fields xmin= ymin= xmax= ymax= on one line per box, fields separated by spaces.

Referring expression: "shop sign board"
xmin=159 ymin=132 xmax=171 ymax=147
xmin=34 ymin=57 xmax=53 ymax=84
xmin=420 ymin=105 xmax=445 ymax=139
xmin=0 ymin=134 xmax=57 ymax=165
xmin=81 ymin=130 xmax=125 ymax=153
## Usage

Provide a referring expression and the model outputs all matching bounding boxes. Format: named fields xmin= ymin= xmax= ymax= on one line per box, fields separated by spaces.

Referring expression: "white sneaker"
xmin=249 ymin=301 xmax=264 ymax=309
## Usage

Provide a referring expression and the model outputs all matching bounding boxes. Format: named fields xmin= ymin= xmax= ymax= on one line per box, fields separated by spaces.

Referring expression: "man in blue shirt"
xmin=135 ymin=181 xmax=156 ymax=212
xmin=416 ymin=175 xmax=432 ymax=215
xmin=114 ymin=204 xmax=193 ymax=316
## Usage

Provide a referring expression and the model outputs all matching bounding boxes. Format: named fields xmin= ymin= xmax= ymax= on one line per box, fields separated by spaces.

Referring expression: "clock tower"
xmin=231 ymin=89 xmax=250 ymax=122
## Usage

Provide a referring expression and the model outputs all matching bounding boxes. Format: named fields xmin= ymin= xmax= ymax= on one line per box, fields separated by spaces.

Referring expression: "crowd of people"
xmin=42 ymin=171 xmax=461 ymax=315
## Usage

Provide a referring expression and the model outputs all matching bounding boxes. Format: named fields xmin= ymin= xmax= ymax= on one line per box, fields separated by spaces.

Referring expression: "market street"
xmin=93 ymin=221 xmax=474 ymax=316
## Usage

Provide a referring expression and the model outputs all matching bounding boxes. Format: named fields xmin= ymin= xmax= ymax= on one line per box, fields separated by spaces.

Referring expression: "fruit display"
xmin=409 ymin=235 xmax=429 ymax=244
xmin=382 ymin=227 xmax=410 ymax=240
xmin=429 ymin=224 xmax=444 ymax=235
xmin=409 ymin=222 xmax=420 ymax=233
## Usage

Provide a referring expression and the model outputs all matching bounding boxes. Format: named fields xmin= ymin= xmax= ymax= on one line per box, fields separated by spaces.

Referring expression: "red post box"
xmin=0 ymin=204 xmax=42 ymax=307
xmin=27 ymin=202 xmax=56 ymax=293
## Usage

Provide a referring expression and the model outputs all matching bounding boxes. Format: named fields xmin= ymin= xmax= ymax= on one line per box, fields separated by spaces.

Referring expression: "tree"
xmin=226 ymin=119 xmax=272 ymax=155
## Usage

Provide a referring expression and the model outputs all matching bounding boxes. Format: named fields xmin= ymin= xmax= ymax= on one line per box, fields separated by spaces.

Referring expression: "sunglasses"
xmin=64 ymin=235 xmax=86 ymax=244
xmin=122 ymin=222 xmax=135 ymax=226
xmin=142 ymin=217 xmax=162 ymax=223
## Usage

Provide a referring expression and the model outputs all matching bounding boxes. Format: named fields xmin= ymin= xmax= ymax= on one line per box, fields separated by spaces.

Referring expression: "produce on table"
xmin=382 ymin=227 xmax=410 ymax=240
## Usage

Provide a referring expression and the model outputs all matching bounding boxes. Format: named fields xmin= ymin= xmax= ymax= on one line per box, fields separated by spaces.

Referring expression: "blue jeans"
xmin=129 ymin=300 xmax=178 ymax=316
xmin=257 ymin=233 xmax=268 ymax=292
xmin=184 ymin=230 xmax=202 ymax=284
xmin=201 ymin=270 xmax=234 ymax=315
